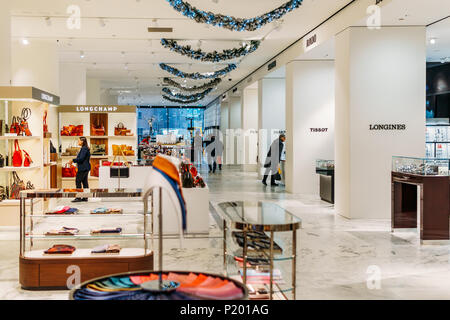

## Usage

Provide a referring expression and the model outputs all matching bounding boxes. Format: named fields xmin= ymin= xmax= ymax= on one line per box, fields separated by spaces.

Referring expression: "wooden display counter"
xmin=391 ymin=171 xmax=450 ymax=243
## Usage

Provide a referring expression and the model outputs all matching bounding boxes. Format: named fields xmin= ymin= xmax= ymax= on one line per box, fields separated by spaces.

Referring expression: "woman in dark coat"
xmin=262 ymin=134 xmax=286 ymax=186
xmin=69 ymin=137 xmax=91 ymax=202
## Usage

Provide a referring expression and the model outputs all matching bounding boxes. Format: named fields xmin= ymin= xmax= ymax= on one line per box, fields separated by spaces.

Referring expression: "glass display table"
xmin=218 ymin=201 xmax=301 ymax=300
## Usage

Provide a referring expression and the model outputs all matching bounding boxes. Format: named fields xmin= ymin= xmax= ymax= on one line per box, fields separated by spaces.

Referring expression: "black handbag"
xmin=0 ymin=154 xmax=4 ymax=168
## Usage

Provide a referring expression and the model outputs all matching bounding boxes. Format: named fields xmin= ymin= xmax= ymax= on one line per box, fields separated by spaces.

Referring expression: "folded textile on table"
xmin=90 ymin=227 xmax=122 ymax=235
xmin=44 ymin=244 xmax=76 ymax=255
xmin=45 ymin=227 xmax=80 ymax=236
xmin=45 ymin=206 xmax=79 ymax=215
xmin=91 ymin=244 xmax=121 ymax=254
xmin=90 ymin=208 xmax=123 ymax=215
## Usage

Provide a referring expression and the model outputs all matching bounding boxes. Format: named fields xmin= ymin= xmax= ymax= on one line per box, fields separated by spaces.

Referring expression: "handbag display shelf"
xmin=0 ymin=86 xmax=59 ymax=228
xmin=18 ymin=188 xmax=153 ymax=290
xmin=218 ymin=201 xmax=302 ymax=300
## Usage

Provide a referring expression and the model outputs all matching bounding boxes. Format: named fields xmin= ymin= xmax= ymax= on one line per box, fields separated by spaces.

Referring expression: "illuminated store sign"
xmin=59 ymin=105 xmax=136 ymax=113
xmin=76 ymin=106 xmax=118 ymax=112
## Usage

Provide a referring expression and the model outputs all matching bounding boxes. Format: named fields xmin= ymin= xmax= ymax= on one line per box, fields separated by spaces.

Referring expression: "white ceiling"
xmin=10 ymin=0 xmax=354 ymax=106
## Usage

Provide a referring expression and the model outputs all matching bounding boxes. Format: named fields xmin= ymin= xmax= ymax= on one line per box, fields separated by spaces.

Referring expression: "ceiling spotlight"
xmin=121 ymin=51 xmax=126 ymax=57
xmin=45 ymin=17 xmax=52 ymax=26
xmin=124 ymin=63 xmax=129 ymax=70
xmin=152 ymin=18 xmax=158 ymax=27
xmin=99 ymin=18 xmax=106 ymax=28
xmin=21 ymin=38 xmax=29 ymax=45
xmin=80 ymin=50 xmax=85 ymax=59
xmin=430 ymin=38 xmax=437 ymax=45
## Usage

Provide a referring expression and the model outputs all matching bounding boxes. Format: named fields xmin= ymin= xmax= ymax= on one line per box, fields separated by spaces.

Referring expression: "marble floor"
xmin=1 ymin=166 xmax=450 ymax=299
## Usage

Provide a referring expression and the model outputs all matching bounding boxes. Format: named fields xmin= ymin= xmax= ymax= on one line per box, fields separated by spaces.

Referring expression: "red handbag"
xmin=23 ymin=150 xmax=32 ymax=167
xmin=43 ymin=110 xmax=48 ymax=134
xmin=62 ymin=163 xmax=78 ymax=177
xmin=20 ymin=108 xmax=32 ymax=136
xmin=10 ymin=116 xmax=21 ymax=135
xmin=12 ymin=140 xmax=23 ymax=167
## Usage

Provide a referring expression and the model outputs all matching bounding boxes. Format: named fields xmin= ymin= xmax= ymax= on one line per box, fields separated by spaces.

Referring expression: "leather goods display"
xmin=91 ymin=143 xmax=106 ymax=155
xmin=23 ymin=150 xmax=32 ymax=167
xmin=72 ymin=272 xmax=246 ymax=300
xmin=90 ymin=208 xmax=123 ymax=215
xmin=91 ymin=162 xmax=100 ymax=177
xmin=9 ymin=116 xmax=21 ymax=135
xmin=114 ymin=122 xmax=132 ymax=136
xmin=91 ymin=244 xmax=121 ymax=254
xmin=91 ymin=227 xmax=122 ymax=235
xmin=44 ymin=244 xmax=76 ymax=255
xmin=43 ymin=110 xmax=48 ymax=134
xmin=10 ymin=171 xmax=25 ymax=199
xmin=61 ymin=125 xmax=83 ymax=136
xmin=45 ymin=227 xmax=80 ymax=236
xmin=112 ymin=144 xmax=135 ymax=156
xmin=20 ymin=108 xmax=32 ymax=136
xmin=12 ymin=140 xmax=23 ymax=167
xmin=62 ymin=163 xmax=78 ymax=178
xmin=91 ymin=123 xmax=106 ymax=136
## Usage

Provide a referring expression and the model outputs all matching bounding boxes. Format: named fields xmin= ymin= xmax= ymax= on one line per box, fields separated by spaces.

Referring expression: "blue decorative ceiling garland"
xmin=166 ymin=0 xmax=303 ymax=32
xmin=162 ymin=92 xmax=210 ymax=104
xmin=159 ymin=63 xmax=236 ymax=79
xmin=163 ymin=77 xmax=221 ymax=92
xmin=162 ymin=87 xmax=213 ymax=101
xmin=161 ymin=39 xmax=261 ymax=62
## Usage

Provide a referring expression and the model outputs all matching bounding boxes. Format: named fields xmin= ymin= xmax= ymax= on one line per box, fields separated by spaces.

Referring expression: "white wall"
xmin=11 ymin=40 xmax=59 ymax=95
xmin=286 ymin=60 xmax=335 ymax=194
xmin=242 ymin=87 xmax=259 ymax=169
xmin=100 ymin=90 xmax=118 ymax=105
xmin=335 ymin=27 xmax=426 ymax=219
xmin=258 ymin=78 xmax=286 ymax=174
xmin=0 ymin=2 xmax=11 ymax=86
xmin=60 ymin=63 xmax=86 ymax=105
xmin=87 ymin=79 xmax=101 ymax=105
xmin=221 ymin=101 xmax=229 ymax=164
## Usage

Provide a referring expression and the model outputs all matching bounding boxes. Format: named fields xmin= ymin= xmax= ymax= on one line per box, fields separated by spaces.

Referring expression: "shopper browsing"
xmin=262 ymin=134 xmax=286 ymax=186
xmin=205 ymin=135 xmax=223 ymax=173
xmin=69 ymin=137 xmax=91 ymax=202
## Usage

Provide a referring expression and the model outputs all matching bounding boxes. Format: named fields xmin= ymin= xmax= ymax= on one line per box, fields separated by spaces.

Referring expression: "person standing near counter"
xmin=69 ymin=137 xmax=91 ymax=202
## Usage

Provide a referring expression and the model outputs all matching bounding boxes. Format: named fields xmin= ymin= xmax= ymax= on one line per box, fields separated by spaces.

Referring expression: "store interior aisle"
xmin=1 ymin=166 xmax=450 ymax=299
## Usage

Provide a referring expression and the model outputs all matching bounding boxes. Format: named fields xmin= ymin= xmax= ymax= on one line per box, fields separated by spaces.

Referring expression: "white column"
xmin=285 ymin=60 xmax=335 ymax=194
xmin=0 ymin=1 xmax=11 ymax=85
xmin=335 ymin=27 xmax=426 ymax=219
xmin=258 ymin=78 xmax=286 ymax=177
xmin=87 ymin=78 xmax=101 ymax=105
xmin=228 ymin=96 xmax=242 ymax=166
xmin=11 ymin=39 xmax=59 ymax=94
xmin=60 ymin=63 xmax=86 ymax=105
xmin=241 ymin=86 xmax=259 ymax=171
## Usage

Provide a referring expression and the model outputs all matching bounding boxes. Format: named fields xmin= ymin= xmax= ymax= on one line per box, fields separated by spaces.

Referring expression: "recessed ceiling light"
xmin=430 ymin=38 xmax=437 ymax=45
xmin=45 ymin=17 xmax=52 ymax=26
xmin=80 ymin=50 xmax=85 ymax=58
xmin=99 ymin=18 xmax=106 ymax=27
xmin=22 ymin=38 xmax=29 ymax=45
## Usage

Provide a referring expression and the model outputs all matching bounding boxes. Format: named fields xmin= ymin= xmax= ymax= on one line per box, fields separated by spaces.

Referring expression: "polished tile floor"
xmin=1 ymin=166 xmax=450 ymax=300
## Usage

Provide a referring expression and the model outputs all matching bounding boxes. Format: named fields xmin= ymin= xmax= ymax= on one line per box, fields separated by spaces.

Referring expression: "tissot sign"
xmin=59 ymin=105 xmax=136 ymax=113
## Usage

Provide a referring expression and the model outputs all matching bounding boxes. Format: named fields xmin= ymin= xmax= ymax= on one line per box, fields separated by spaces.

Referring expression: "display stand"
xmin=0 ymin=87 xmax=59 ymax=226
xmin=68 ymin=185 xmax=248 ymax=300
xmin=315 ymin=160 xmax=335 ymax=204
xmin=218 ymin=201 xmax=301 ymax=300
xmin=58 ymin=105 xmax=137 ymax=189
xmin=19 ymin=188 xmax=153 ymax=290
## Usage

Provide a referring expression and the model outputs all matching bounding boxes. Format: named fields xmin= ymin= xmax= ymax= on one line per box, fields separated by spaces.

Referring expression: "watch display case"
xmin=426 ymin=124 xmax=450 ymax=158
xmin=392 ymin=156 xmax=450 ymax=176
xmin=315 ymin=160 xmax=335 ymax=204
xmin=19 ymin=188 xmax=153 ymax=290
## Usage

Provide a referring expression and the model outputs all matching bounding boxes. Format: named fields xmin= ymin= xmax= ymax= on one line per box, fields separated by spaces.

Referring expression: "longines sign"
xmin=369 ymin=124 xmax=406 ymax=130
xmin=59 ymin=105 xmax=136 ymax=113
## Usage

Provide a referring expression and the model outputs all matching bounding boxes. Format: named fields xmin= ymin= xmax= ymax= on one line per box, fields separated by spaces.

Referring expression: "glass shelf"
xmin=28 ymin=211 xmax=151 ymax=218
xmin=25 ymin=233 xmax=151 ymax=240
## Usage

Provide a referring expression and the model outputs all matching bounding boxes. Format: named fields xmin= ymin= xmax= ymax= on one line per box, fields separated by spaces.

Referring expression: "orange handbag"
xmin=43 ymin=110 xmax=48 ymax=134
xmin=62 ymin=163 xmax=78 ymax=177
xmin=23 ymin=150 xmax=32 ymax=167
xmin=20 ymin=108 xmax=32 ymax=136
xmin=10 ymin=116 xmax=21 ymax=135
xmin=12 ymin=140 xmax=23 ymax=167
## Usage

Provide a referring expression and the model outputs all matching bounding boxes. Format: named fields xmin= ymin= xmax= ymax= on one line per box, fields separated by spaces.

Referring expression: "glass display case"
xmin=426 ymin=124 xmax=450 ymax=158
xmin=392 ymin=156 xmax=450 ymax=176
xmin=218 ymin=201 xmax=301 ymax=301
xmin=315 ymin=160 xmax=335 ymax=172
xmin=19 ymin=188 xmax=154 ymax=290
xmin=315 ymin=160 xmax=335 ymax=203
